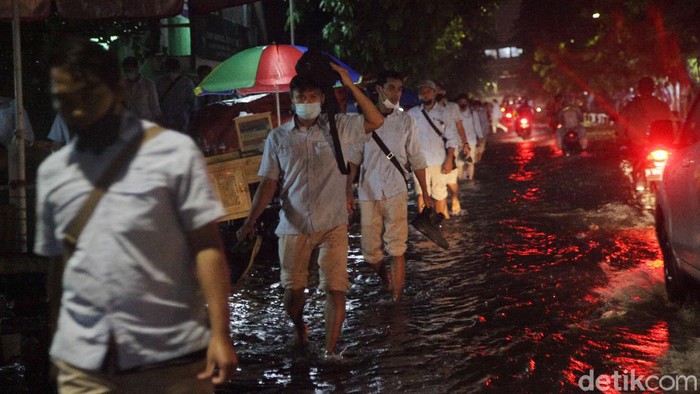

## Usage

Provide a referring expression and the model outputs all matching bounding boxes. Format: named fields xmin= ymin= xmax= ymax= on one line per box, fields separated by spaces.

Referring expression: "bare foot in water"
xmin=372 ymin=262 xmax=392 ymax=291
xmin=292 ymin=324 xmax=310 ymax=350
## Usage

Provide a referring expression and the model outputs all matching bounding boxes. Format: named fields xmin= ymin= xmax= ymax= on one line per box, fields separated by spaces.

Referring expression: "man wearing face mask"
xmin=345 ymin=70 xmax=432 ymax=302
xmin=435 ymin=82 xmax=469 ymax=215
xmin=236 ymin=63 xmax=384 ymax=358
xmin=35 ymin=37 xmax=238 ymax=391
xmin=121 ymin=56 xmax=161 ymax=122
xmin=407 ymin=80 xmax=459 ymax=219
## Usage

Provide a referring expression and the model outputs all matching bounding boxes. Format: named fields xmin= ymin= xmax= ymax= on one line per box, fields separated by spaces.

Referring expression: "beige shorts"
xmin=359 ymin=192 xmax=409 ymax=264
xmin=413 ymin=165 xmax=448 ymax=200
xmin=278 ymin=225 xmax=349 ymax=292
xmin=445 ymin=156 xmax=465 ymax=184
xmin=54 ymin=357 xmax=211 ymax=394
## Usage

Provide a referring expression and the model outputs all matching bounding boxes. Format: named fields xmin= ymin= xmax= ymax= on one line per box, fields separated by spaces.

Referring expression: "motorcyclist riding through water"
xmin=556 ymin=95 xmax=588 ymax=153
xmin=615 ymin=77 xmax=674 ymax=210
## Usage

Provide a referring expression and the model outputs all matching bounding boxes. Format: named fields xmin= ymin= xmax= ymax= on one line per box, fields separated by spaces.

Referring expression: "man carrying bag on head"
xmin=236 ymin=51 xmax=384 ymax=358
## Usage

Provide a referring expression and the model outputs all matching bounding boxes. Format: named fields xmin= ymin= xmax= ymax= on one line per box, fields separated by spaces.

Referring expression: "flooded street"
xmin=222 ymin=128 xmax=700 ymax=393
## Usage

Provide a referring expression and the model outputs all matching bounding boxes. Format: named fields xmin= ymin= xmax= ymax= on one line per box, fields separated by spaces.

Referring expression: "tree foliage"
xmin=514 ymin=0 xmax=700 ymax=102
xmin=292 ymin=0 xmax=499 ymax=95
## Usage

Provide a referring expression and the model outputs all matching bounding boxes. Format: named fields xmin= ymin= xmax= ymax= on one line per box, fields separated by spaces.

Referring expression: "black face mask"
xmin=421 ymin=99 xmax=435 ymax=106
xmin=75 ymin=102 xmax=122 ymax=154
xmin=436 ymin=94 xmax=445 ymax=102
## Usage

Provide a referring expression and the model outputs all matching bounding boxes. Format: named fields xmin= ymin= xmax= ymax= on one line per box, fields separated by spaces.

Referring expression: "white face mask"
xmin=294 ymin=103 xmax=322 ymax=120
xmin=382 ymin=97 xmax=399 ymax=110
xmin=379 ymin=88 xmax=399 ymax=109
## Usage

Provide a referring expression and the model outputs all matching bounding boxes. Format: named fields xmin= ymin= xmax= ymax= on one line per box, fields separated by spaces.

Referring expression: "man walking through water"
xmin=346 ymin=70 xmax=433 ymax=302
xmin=236 ymin=63 xmax=384 ymax=358
xmin=407 ymin=80 xmax=459 ymax=219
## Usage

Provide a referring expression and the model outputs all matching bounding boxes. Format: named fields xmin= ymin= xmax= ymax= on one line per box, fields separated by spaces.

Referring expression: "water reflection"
xmin=221 ymin=130 xmax=695 ymax=393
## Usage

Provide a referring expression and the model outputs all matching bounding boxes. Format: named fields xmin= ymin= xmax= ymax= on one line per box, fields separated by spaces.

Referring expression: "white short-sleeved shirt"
xmin=459 ymin=108 xmax=483 ymax=146
xmin=258 ymin=113 xmax=369 ymax=235
xmin=407 ymin=104 xmax=459 ymax=166
xmin=348 ymin=110 xmax=427 ymax=201
xmin=34 ymin=112 xmax=224 ymax=371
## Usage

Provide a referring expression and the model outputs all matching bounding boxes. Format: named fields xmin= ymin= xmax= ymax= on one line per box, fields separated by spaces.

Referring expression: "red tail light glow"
xmin=519 ymin=118 xmax=529 ymax=126
xmin=648 ymin=150 xmax=669 ymax=162
xmin=505 ymin=112 xmax=513 ymax=119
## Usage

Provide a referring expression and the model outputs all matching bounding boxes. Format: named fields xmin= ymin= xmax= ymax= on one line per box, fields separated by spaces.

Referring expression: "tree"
xmin=291 ymin=0 xmax=499 ymax=95
xmin=514 ymin=0 xmax=700 ymax=113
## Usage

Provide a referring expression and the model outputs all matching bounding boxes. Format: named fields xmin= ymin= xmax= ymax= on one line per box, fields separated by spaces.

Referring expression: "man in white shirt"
xmin=436 ymin=82 xmax=469 ymax=215
xmin=456 ymin=94 xmax=484 ymax=180
xmin=236 ymin=64 xmax=384 ymax=357
xmin=407 ymin=80 xmax=459 ymax=219
xmin=346 ymin=70 xmax=432 ymax=302
xmin=35 ymin=37 xmax=236 ymax=392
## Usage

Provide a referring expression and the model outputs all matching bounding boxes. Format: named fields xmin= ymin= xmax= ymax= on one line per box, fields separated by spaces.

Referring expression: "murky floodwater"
xmin=221 ymin=127 xmax=700 ymax=393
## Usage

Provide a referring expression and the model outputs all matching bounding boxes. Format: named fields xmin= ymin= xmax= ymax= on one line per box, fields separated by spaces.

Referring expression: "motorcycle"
xmin=620 ymin=120 xmax=677 ymax=211
xmin=560 ymin=126 xmax=581 ymax=156
xmin=515 ymin=113 xmax=533 ymax=139
xmin=500 ymin=106 xmax=518 ymax=132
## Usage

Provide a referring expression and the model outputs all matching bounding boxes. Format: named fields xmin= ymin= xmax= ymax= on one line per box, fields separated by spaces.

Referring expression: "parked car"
xmin=655 ymin=100 xmax=700 ymax=303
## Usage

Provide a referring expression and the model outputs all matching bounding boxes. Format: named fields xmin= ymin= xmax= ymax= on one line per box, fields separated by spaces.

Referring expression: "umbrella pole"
xmin=11 ymin=0 xmax=27 ymax=253
xmin=275 ymin=85 xmax=281 ymax=127
xmin=289 ymin=0 xmax=295 ymax=45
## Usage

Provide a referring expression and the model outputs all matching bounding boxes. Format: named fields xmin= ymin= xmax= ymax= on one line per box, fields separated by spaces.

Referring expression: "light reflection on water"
xmin=221 ymin=130 xmax=698 ymax=393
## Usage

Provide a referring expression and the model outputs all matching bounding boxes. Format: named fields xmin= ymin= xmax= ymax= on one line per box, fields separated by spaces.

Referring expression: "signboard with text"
xmin=191 ymin=14 xmax=250 ymax=61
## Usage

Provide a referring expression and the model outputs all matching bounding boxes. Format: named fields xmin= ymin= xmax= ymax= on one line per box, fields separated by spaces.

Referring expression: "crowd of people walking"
xmin=20 ymin=33 xmax=680 ymax=392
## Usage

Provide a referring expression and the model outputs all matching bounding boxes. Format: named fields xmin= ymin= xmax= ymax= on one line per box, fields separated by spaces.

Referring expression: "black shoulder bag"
xmin=371 ymin=131 xmax=409 ymax=187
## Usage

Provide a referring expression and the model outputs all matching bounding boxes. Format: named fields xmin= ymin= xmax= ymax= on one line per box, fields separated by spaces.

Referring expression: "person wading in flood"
xmin=236 ymin=63 xmax=384 ymax=358
xmin=346 ymin=70 xmax=433 ymax=302
xmin=435 ymin=81 xmax=469 ymax=215
xmin=407 ymin=79 xmax=459 ymax=219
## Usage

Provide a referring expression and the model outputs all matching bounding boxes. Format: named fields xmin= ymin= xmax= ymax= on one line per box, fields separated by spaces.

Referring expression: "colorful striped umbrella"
xmin=194 ymin=44 xmax=362 ymax=96
xmin=195 ymin=44 xmax=362 ymax=125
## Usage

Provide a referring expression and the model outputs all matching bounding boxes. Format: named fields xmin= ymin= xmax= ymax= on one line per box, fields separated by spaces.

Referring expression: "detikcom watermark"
xmin=578 ymin=369 xmax=698 ymax=392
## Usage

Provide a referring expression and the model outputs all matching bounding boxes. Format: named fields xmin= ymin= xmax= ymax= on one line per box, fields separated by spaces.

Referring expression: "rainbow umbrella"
xmin=194 ymin=44 xmax=362 ymax=125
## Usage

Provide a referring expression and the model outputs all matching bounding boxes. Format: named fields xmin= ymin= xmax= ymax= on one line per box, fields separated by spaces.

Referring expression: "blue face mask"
xmin=294 ymin=103 xmax=322 ymax=120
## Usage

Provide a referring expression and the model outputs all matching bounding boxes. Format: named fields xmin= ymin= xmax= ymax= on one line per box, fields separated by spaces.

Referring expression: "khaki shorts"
xmin=359 ymin=192 xmax=409 ymax=264
xmin=445 ymin=156 xmax=465 ymax=184
xmin=278 ymin=225 xmax=349 ymax=292
xmin=413 ymin=165 xmax=448 ymax=200
xmin=54 ymin=357 xmax=211 ymax=394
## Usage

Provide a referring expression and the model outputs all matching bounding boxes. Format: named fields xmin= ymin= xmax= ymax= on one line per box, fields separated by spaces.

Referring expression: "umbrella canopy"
xmin=195 ymin=44 xmax=363 ymax=96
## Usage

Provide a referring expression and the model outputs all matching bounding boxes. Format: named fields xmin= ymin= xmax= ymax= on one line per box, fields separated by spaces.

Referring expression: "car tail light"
xmin=519 ymin=118 xmax=529 ymax=126
xmin=648 ymin=149 xmax=670 ymax=162
xmin=505 ymin=112 xmax=513 ymax=119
